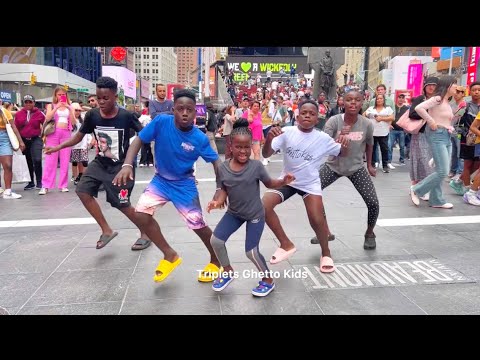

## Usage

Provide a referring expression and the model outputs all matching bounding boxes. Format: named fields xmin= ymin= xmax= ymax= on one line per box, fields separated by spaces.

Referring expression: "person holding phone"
xmin=39 ymin=87 xmax=76 ymax=195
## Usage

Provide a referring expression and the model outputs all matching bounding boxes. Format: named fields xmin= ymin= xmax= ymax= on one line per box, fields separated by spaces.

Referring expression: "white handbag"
xmin=1 ymin=108 xmax=19 ymax=151
xmin=12 ymin=150 xmax=31 ymax=183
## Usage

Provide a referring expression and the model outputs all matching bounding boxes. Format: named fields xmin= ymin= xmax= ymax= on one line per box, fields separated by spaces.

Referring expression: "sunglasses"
xmin=456 ymin=90 xmax=465 ymax=94
xmin=75 ymin=109 xmax=82 ymax=111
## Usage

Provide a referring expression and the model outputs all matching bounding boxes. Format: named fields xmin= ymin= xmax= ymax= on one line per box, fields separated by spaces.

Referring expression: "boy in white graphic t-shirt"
xmin=262 ymin=99 xmax=349 ymax=273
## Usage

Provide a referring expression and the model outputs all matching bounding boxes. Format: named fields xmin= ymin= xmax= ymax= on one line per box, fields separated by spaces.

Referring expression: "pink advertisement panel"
xmin=407 ymin=63 xmax=423 ymax=97
xmin=102 ymin=66 xmax=136 ymax=99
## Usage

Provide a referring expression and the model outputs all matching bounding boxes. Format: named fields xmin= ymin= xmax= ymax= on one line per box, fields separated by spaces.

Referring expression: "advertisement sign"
xmin=466 ymin=47 xmax=480 ymax=91
xmin=216 ymin=47 xmax=228 ymax=61
xmin=140 ymin=78 xmax=151 ymax=99
xmin=167 ymin=84 xmax=185 ymax=101
xmin=431 ymin=47 xmax=441 ymax=59
xmin=209 ymin=66 xmax=216 ymax=97
xmin=440 ymin=47 xmax=463 ymax=61
xmin=0 ymin=90 xmax=14 ymax=103
xmin=196 ymin=104 xmax=206 ymax=117
xmin=104 ymin=47 xmax=127 ymax=66
xmin=0 ymin=47 xmax=36 ymax=64
xmin=407 ymin=62 xmax=423 ymax=97
xmin=102 ymin=66 xmax=136 ymax=99
xmin=226 ymin=55 xmax=308 ymax=82
xmin=394 ymin=89 xmax=414 ymax=106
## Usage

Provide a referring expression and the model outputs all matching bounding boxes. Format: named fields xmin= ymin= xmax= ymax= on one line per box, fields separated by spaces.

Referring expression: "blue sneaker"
xmin=251 ymin=281 xmax=275 ymax=297
xmin=212 ymin=273 xmax=234 ymax=292
xmin=449 ymin=179 xmax=467 ymax=196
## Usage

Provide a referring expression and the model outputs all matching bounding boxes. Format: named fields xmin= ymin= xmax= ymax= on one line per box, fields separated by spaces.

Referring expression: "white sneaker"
xmin=61 ymin=188 xmax=69 ymax=192
xmin=38 ymin=188 xmax=48 ymax=195
xmin=3 ymin=191 xmax=22 ymax=199
xmin=463 ymin=190 xmax=480 ymax=206
xmin=387 ymin=163 xmax=396 ymax=169
xmin=139 ymin=164 xmax=146 ymax=167
xmin=420 ymin=193 xmax=430 ymax=201
xmin=262 ymin=159 xmax=269 ymax=166
xmin=431 ymin=203 xmax=453 ymax=209
xmin=410 ymin=186 xmax=420 ymax=206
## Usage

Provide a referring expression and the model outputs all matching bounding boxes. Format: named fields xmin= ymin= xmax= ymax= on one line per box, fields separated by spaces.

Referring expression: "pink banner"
xmin=407 ymin=63 xmax=423 ymax=97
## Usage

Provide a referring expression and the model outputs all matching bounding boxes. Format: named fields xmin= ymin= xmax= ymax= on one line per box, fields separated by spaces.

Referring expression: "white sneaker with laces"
xmin=38 ymin=188 xmax=48 ymax=195
xmin=3 ymin=191 xmax=22 ymax=199
xmin=387 ymin=163 xmax=396 ymax=169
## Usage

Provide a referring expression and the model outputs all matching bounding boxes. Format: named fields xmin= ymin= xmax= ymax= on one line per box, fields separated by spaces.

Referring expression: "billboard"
xmin=0 ymin=47 xmax=36 ymax=64
xmin=440 ymin=47 xmax=463 ymax=61
xmin=140 ymin=78 xmax=151 ymax=99
xmin=226 ymin=55 xmax=308 ymax=83
xmin=102 ymin=66 xmax=136 ymax=99
xmin=431 ymin=47 xmax=441 ymax=59
xmin=407 ymin=62 xmax=423 ymax=97
xmin=167 ymin=84 xmax=185 ymax=101
xmin=104 ymin=47 xmax=127 ymax=66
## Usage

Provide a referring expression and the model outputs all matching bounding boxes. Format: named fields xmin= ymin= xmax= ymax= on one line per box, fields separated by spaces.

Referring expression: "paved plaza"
xmin=1 ymin=154 xmax=480 ymax=315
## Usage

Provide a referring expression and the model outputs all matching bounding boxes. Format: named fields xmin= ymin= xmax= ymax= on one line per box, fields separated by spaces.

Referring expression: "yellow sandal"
xmin=153 ymin=257 xmax=183 ymax=282
xmin=197 ymin=263 xmax=222 ymax=282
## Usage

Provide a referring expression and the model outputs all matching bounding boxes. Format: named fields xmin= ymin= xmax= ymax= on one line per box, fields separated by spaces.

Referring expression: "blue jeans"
xmin=450 ymin=134 xmax=464 ymax=175
xmin=388 ymin=130 xmax=405 ymax=163
xmin=413 ymin=127 xmax=452 ymax=206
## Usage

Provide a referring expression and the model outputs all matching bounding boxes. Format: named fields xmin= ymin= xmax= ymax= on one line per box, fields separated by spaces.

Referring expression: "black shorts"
xmin=459 ymin=144 xmax=480 ymax=161
xmin=75 ymin=158 xmax=135 ymax=209
xmin=265 ymin=185 xmax=309 ymax=202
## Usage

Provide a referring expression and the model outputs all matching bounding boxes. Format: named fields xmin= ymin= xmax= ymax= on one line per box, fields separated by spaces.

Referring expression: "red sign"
xmin=431 ymin=47 xmax=441 ymax=58
xmin=395 ymin=89 xmax=414 ymax=106
xmin=167 ymin=83 xmax=185 ymax=101
xmin=110 ymin=47 xmax=127 ymax=62
xmin=466 ymin=47 xmax=480 ymax=91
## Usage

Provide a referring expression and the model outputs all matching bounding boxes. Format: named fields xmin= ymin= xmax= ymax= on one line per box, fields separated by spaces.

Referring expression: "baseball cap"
xmin=23 ymin=94 xmax=35 ymax=102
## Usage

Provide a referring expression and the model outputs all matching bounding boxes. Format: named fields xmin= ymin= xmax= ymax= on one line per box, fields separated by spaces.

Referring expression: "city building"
xmin=175 ymin=47 xmax=200 ymax=87
xmin=0 ymin=47 xmax=101 ymax=106
xmin=134 ymin=47 xmax=177 ymax=97
xmin=98 ymin=47 xmax=135 ymax=72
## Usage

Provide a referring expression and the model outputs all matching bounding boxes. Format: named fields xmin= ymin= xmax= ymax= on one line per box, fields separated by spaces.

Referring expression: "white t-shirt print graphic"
xmin=272 ymin=126 xmax=341 ymax=195
xmin=95 ymin=127 xmax=122 ymax=161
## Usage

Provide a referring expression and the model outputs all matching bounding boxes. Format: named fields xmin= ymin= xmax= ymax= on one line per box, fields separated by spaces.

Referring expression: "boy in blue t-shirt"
xmin=114 ymin=89 xmax=223 ymax=283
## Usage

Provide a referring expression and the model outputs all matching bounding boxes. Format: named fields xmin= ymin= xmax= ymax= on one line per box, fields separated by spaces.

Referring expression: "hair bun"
xmin=233 ymin=118 xmax=249 ymax=129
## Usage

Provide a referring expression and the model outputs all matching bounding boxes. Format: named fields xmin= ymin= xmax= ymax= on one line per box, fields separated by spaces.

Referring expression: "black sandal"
xmin=131 ymin=238 xmax=152 ymax=251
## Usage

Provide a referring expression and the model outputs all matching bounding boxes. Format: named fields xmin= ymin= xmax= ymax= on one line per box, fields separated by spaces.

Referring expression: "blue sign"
xmin=0 ymin=90 xmax=14 ymax=103
xmin=440 ymin=47 xmax=464 ymax=61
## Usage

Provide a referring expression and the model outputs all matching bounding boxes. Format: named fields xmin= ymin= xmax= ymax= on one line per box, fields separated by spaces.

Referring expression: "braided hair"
xmin=230 ymin=118 xmax=252 ymax=140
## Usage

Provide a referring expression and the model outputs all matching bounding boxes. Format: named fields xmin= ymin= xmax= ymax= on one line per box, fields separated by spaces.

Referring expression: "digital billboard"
xmin=102 ymin=66 xmax=136 ymax=99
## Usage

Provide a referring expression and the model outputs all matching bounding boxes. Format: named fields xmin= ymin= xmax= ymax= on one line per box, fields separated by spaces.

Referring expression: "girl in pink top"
xmin=40 ymin=87 xmax=76 ymax=195
xmin=410 ymin=76 xmax=457 ymax=209
xmin=242 ymin=100 xmax=263 ymax=160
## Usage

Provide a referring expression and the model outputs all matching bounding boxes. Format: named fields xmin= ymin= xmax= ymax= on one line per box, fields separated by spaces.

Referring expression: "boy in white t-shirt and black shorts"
xmin=262 ymin=99 xmax=349 ymax=273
